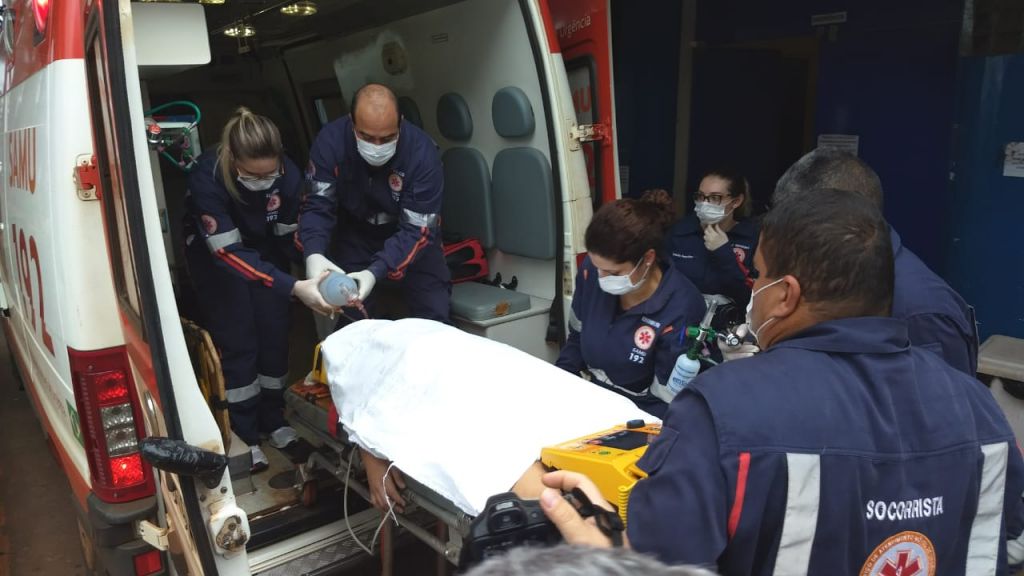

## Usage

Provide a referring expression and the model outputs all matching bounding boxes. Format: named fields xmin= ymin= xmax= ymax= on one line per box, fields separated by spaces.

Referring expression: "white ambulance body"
xmin=0 ymin=0 xmax=621 ymax=573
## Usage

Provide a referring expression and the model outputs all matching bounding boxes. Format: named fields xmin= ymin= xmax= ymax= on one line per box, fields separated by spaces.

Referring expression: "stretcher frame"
xmin=285 ymin=392 xmax=475 ymax=572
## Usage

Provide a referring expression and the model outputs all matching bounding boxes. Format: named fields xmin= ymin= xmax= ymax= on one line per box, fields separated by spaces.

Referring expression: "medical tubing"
xmin=344 ymin=451 xmax=376 ymax=556
xmin=144 ymin=100 xmax=202 ymax=126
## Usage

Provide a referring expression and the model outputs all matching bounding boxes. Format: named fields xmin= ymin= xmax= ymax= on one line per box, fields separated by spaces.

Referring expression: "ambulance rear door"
xmin=82 ymin=0 xmax=250 ymax=572
xmin=548 ymin=0 xmax=620 ymax=209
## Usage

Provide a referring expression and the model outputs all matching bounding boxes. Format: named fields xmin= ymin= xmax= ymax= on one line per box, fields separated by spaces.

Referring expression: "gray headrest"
xmin=492 ymin=87 xmax=535 ymax=138
xmin=398 ymin=96 xmax=423 ymax=128
xmin=436 ymin=92 xmax=473 ymax=141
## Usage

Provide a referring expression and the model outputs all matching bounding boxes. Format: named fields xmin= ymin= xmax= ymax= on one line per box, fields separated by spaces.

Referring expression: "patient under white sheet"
xmin=321 ymin=318 xmax=658 ymax=516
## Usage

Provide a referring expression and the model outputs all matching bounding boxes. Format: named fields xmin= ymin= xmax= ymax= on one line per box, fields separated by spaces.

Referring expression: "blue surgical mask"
xmin=598 ymin=258 xmax=650 ymax=296
xmin=356 ymin=136 xmax=398 ymax=167
xmin=745 ymin=277 xmax=785 ymax=343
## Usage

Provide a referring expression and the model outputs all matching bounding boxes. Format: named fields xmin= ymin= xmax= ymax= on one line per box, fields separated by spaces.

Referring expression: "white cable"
xmin=343 ymin=450 xmax=375 ymax=556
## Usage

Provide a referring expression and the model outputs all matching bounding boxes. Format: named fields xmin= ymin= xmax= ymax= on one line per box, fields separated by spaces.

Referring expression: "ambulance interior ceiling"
xmin=144 ymin=0 xmax=558 ymax=301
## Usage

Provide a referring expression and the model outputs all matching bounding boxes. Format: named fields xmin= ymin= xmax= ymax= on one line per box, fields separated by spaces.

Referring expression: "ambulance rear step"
xmin=249 ymin=508 xmax=380 ymax=575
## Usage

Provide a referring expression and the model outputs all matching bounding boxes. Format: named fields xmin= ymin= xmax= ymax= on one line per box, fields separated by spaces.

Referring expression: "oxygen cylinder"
xmin=668 ymin=353 xmax=701 ymax=396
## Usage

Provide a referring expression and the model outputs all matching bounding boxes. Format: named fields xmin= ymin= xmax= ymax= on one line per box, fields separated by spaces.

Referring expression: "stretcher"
xmin=282 ymin=318 xmax=661 ymax=568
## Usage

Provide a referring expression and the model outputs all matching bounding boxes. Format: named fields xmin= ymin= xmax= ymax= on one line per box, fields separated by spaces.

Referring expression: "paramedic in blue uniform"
xmin=300 ymin=83 xmax=451 ymax=322
xmin=667 ymin=170 xmax=758 ymax=307
xmin=538 ymin=189 xmax=1024 ymax=574
xmin=555 ymin=190 xmax=706 ymax=418
xmin=772 ymin=148 xmax=979 ymax=376
xmin=184 ymin=108 xmax=334 ymax=471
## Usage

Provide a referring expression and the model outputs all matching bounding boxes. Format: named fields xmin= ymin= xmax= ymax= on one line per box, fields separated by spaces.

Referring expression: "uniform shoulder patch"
xmin=732 ymin=246 xmax=747 ymax=263
xmin=305 ymin=160 xmax=316 ymax=182
xmin=201 ymin=214 xmax=217 ymax=235
xmin=860 ymin=531 xmax=935 ymax=576
xmin=634 ymin=325 xmax=656 ymax=351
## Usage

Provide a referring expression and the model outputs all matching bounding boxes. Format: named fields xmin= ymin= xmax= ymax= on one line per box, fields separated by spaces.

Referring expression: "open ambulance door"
xmin=548 ymin=0 xmax=620 ymax=209
xmin=82 ymin=0 xmax=249 ymax=573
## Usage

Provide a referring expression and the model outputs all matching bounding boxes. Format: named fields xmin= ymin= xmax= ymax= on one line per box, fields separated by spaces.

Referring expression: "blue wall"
xmin=611 ymin=0 xmax=683 ymax=198
xmin=694 ymin=0 xmax=963 ymax=273
xmin=948 ymin=55 xmax=1024 ymax=340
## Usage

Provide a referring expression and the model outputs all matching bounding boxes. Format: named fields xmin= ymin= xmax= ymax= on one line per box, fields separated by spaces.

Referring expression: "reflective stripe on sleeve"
xmin=401 ymin=209 xmax=439 ymax=229
xmin=965 ymin=442 xmax=1009 ymax=574
xmin=273 ymin=223 xmax=298 ymax=236
xmin=206 ymin=229 xmax=242 ymax=253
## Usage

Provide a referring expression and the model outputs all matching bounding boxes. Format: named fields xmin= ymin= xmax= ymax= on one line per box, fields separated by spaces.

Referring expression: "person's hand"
xmin=349 ymin=270 xmax=376 ymax=303
xmin=361 ymin=448 xmax=406 ymax=512
xmin=305 ymin=253 xmax=344 ymax=280
xmin=291 ymin=271 xmax=337 ymax=317
xmin=703 ymin=224 xmax=729 ymax=251
xmin=718 ymin=324 xmax=759 ymax=361
xmin=540 ymin=471 xmax=626 ymax=548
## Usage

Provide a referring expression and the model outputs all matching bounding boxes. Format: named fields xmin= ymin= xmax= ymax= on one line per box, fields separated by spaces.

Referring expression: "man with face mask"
xmin=300 ymin=83 xmax=451 ymax=323
xmin=538 ymin=188 xmax=1024 ymax=574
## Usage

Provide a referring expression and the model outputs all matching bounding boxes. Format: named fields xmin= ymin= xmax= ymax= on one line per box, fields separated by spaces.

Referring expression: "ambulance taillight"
xmin=32 ymin=0 xmax=48 ymax=34
xmin=70 ymin=347 xmax=155 ymax=503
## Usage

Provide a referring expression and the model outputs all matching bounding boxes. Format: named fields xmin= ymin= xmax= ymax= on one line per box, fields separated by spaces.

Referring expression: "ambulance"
xmin=0 ymin=0 xmax=624 ymax=573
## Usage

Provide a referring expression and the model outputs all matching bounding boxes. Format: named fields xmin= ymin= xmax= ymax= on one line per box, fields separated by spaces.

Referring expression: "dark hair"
xmin=585 ymin=189 xmax=675 ymax=264
xmin=773 ymin=149 xmax=883 ymax=209
xmin=761 ymin=188 xmax=893 ymax=318
xmin=351 ymin=83 xmax=399 ymax=124
xmin=702 ymin=168 xmax=752 ymax=218
xmin=464 ymin=544 xmax=717 ymax=576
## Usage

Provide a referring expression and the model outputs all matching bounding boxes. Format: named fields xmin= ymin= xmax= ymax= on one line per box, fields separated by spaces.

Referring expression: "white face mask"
xmin=237 ymin=176 xmax=278 ymax=192
xmin=598 ymin=258 xmax=650 ymax=296
xmin=745 ymin=277 xmax=785 ymax=343
xmin=695 ymin=201 xmax=733 ymax=225
xmin=356 ymin=136 xmax=398 ymax=167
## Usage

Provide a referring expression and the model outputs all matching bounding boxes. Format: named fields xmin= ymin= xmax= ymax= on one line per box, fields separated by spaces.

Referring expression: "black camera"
xmin=460 ymin=492 xmax=562 ymax=567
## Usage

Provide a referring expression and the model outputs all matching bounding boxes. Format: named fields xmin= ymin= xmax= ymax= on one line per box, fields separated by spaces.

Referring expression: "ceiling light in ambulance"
xmin=198 ymin=0 xmax=226 ymax=5
xmin=224 ymin=23 xmax=256 ymax=38
xmin=280 ymin=1 xmax=317 ymax=16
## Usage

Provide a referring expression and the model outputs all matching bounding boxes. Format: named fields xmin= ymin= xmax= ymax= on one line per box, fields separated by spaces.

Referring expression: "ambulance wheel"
xmin=301 ymin=480 xmax=318 ymax=507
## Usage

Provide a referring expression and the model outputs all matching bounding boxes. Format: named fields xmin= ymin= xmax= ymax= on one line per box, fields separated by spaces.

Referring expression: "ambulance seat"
xmin=399 ymin=96 xmax=424 ymax=129
xmin=437 ymin=92 xmax=494 ymax=247
xmin=450 ymin=87 xmax=554 ymax=358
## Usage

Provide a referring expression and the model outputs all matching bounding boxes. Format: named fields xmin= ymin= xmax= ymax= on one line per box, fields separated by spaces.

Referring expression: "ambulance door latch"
xmin=569 ymin=123 xmax=609 ymax=151
xmin=74 ymin=155 xmax=101 ymax=201
xmin=138 ymin=519 xmax=171 ymax=551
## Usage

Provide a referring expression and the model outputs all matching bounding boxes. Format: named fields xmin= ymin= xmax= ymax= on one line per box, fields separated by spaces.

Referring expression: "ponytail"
xmin=217 ymin=107 xmax=283 ymax=204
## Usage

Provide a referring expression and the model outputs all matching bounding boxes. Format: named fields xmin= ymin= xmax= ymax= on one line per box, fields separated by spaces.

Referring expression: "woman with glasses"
xmin=183 ymin=107 xmax=333 ymax=472
xmin=667 ymin=169 xmax=758 ymax=307
xmin=555 ymin=190 xmax=706 ymax=417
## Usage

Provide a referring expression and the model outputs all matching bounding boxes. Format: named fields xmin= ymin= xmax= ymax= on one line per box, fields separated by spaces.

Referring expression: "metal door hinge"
xmin=569 ymin=123 xmax=609 ymax=151
xmin=138 ymin=519 xmax=171 ymax=551
xmin=74 ymin=155 xmax=100 ymax=201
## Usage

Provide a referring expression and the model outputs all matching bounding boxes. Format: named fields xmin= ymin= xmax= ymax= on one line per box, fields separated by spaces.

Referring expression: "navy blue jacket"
xmin=892 ymin=228 xmax=978 ymax=376
xmin=184 ymin=150 xmax=302 ymax=298
xmin=628 ymin=317 xmax=1024 ymax=574
xmin=299 ymin=115 xmax=443 ymax=281
xmin=667 ymin=213 xmax=758 ymax=306
xmin=556 ymin=257 xmax=706 ymax=403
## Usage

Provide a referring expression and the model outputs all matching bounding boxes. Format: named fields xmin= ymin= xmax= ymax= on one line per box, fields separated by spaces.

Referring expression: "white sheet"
xmin=321 ymin=318 xmax=658 ymax=515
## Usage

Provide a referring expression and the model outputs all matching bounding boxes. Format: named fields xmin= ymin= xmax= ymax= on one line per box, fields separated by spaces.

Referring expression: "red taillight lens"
xmin=111 ymin=453 xmax=145 ymax=487
xmin=32 ymin=0 xmax=49 ymax=34
xmin=70 ymin=347 xmax=154 ymax=503
xmin=95 ymin=371 xmax=130 ymax=405
xmin=133 ymin=549 xmax=164 ymax=576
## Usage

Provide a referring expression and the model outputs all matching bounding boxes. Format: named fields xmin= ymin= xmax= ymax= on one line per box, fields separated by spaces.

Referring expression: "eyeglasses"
xmin=692 ymin=192 xmax=732 ymax=205
xmin=237 ymin=168 xmax=282 ymax=182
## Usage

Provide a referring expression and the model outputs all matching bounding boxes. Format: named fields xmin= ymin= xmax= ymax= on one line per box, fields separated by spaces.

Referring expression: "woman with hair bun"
xmin=555 ymin=190 xmax=706 ymax=417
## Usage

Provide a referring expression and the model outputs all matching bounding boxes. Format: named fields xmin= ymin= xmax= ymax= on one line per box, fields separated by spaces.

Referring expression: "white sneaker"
xmin=250 ymin=446 xmax=269 ymax=473
xmin=269 ymin=426 xmax=298 ymax=449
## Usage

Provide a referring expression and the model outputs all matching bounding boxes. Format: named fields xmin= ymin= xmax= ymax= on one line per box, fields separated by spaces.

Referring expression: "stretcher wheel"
xmin=301 ymin=480 xmax=318 ymax=507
